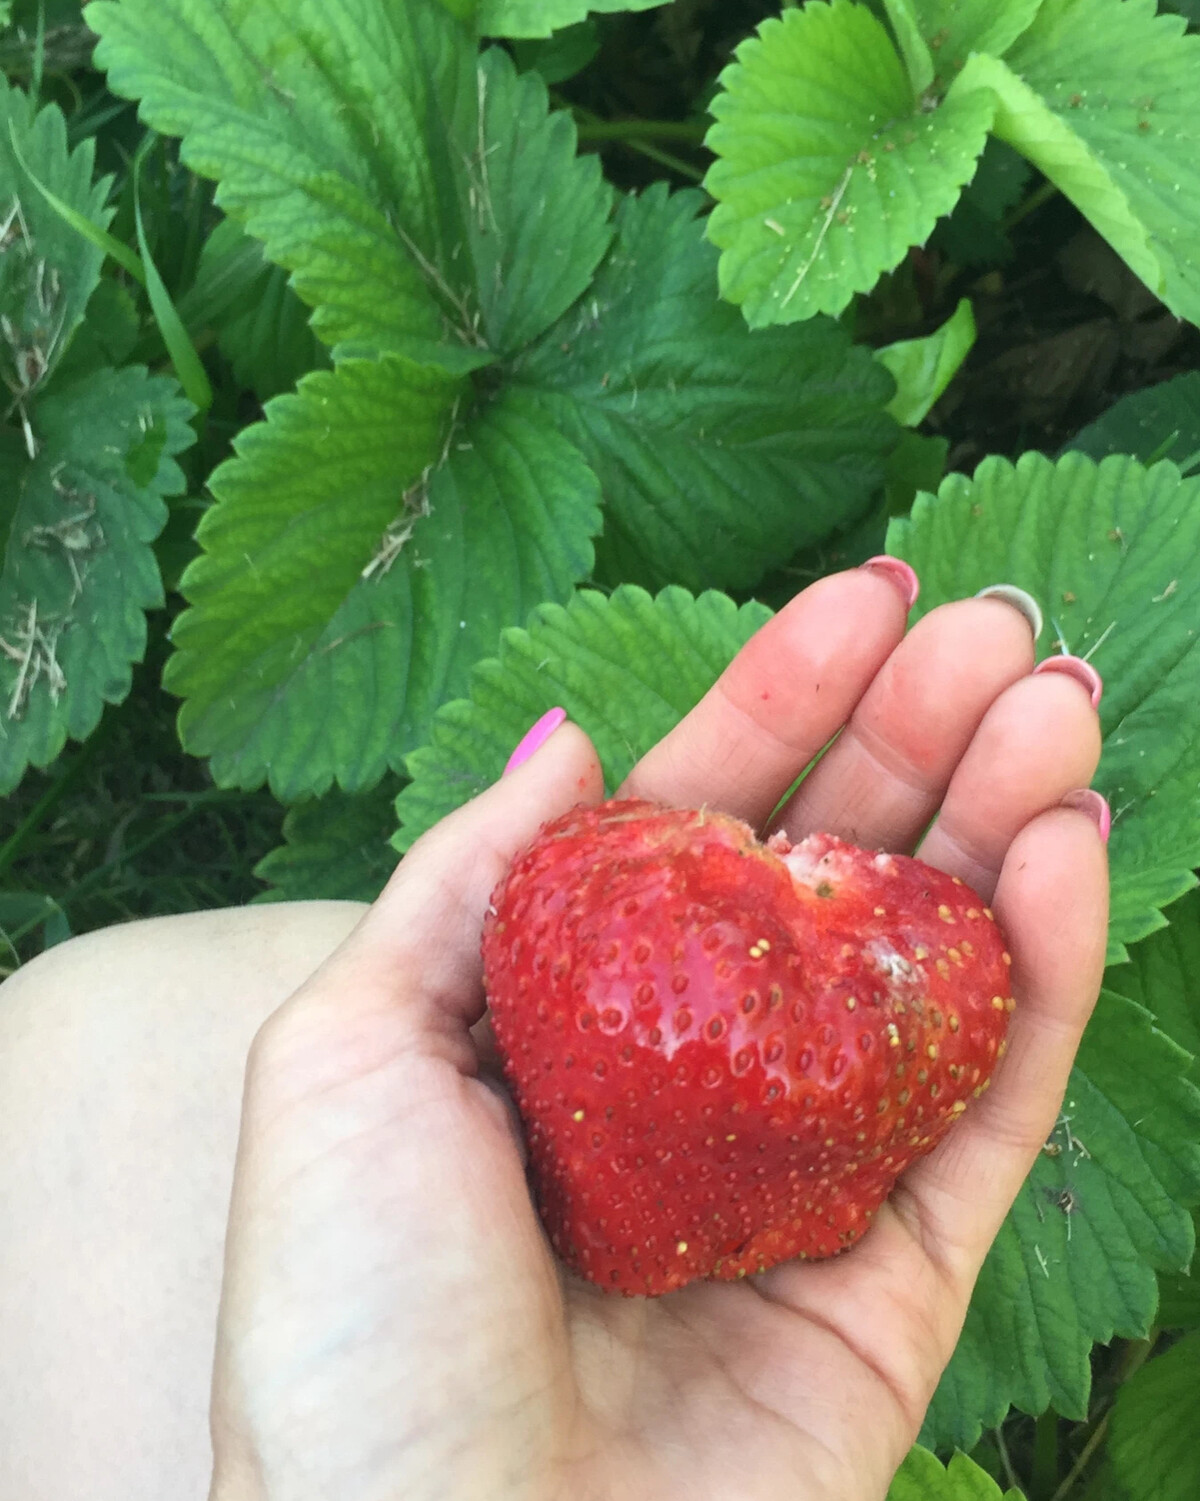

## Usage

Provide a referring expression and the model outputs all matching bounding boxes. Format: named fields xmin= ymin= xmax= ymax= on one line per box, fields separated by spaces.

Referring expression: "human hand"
xmin=208 ymin=565 xmax=1108 ymax=1501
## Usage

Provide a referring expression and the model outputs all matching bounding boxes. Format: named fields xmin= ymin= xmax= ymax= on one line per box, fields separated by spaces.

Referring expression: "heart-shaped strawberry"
xmin=482 ymin=799 xmax=1013 ymax=1296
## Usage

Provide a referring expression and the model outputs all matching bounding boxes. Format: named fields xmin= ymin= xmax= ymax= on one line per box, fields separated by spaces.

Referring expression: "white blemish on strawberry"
xmin=866 ymin=940 xmax=917 ymax=987
xmin=778 ymin=834 xmax=858 ymax=889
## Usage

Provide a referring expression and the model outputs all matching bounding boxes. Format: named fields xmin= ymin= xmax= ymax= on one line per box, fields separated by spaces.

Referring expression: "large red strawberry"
xmin=482 ymin=799 xmax=1013 ymax=1296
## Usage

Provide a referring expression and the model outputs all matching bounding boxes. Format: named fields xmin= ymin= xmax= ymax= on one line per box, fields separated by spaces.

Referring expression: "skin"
xmin=0 ymin=569 xmax=1107 ymax=1501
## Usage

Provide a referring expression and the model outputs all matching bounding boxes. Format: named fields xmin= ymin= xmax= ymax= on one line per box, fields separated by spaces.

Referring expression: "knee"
xmin=0 ymin=901 xmax=368 ymax=1106
xmin=0 ymin=901 xmax=364 ymax=1501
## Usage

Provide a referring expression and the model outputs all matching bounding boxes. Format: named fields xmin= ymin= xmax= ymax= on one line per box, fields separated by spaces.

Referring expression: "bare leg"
xmin=0 ymin=901 xmax=365 ymax=1501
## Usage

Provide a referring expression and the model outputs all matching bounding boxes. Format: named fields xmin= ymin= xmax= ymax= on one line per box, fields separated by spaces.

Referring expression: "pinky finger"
xmin=892 ymin=800 xmax=1109 ymax=1292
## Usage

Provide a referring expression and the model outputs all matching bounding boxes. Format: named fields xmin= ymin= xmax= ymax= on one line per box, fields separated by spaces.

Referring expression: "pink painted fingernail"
xmin=503 ymin=707 xmax=568 ymax=776
xmin=860 ymin=555 xmax=920 ymax=608
xmin=1034 ymin=654 xmax=1103 ymax=708
xmin=1060 ymin=789 xmax=1111 ymax=844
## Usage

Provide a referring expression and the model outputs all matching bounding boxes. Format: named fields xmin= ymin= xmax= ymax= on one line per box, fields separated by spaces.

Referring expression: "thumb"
xmin=274 ymin=715 xmax=604 ymax=1058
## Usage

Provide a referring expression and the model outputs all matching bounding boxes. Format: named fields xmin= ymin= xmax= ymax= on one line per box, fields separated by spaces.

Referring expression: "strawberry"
xmin=482 ymin=799 xmax=1013 ymax=1297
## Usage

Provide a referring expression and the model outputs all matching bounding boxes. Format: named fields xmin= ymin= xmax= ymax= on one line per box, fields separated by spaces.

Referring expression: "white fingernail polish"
xmin=974 ymin=584 xmax=1043 ymax=641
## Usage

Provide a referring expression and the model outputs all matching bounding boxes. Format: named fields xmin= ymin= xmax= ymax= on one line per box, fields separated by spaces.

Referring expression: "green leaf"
xmin=86 ymin=0 xmax=463 ymax=366
xmin=6 ymin=118 xmax=144 ymax=285
xmin=931 ymin=138 xmax=1032 ymax=268
xmin=0 ymin=367 xmax=194 ymax=792
xmin=219 ymin=264 xmax=327 ymax=402
xmin=179 ymin=216 xmax=276 ymax=327
xmin=888 ymin=1445 xmax=1020 ymax=1500
xmin=881 ymin=0 xmax=934 ymax=96
xmin=1158 ymin=1272 xmax=1200 ymax=1329
xmin=510 ymin=20 xmax=599 ymax=85
xmin=180 ymin=217 xmax=327 ymax=401
xmin=923 ymin=989 xmax=1200 ymax=1448
xmin=53 ymin=278 xmax=140 ymax=385
xmin=464 ymin=48 xmax=613 ymax=353
xmin=885 ymin=430 xmax=949 ymax=515
xmin=1 ymin=77 xmax=112 ymax=400
xmin=1104 ymin=893 xmax=1200 ymax=1331
xmin=876 ymin=296 xmax=975 ymax=426
xmin=1156 ymin=1210 xmax=1200 ymax=1329
xmin=167 ymin=366 xmax=602 ymax=799
xmin=177 ymin=218 xmax=262 ymax=329
xmin=434 ymin=0 xmax=475 ymax=21
xmin=1106 ymin=887 xmax=1200 ymax=1079
xmin=395 ymin=585 xmax=772 ymax=848
xmin=888 ymin=452 xmax=1200 ymax=962
xmin=87 ymin=2 xmax=612 ymax=368
xmin=1109 ymin=1331 xmax=1200 ymax=1501
xmin=165 ymin=354 xmax=460 ymax=790
xmin=254 ymin=780 xmax=400 ymax=903
xmin=476 ymin=0 xmax=666 ymax=40
xmin=1066 ymin=371 xmax=1200 ymax=471
xmin=704 ymin=0 xmax=995 ymax=325
xmin=1162 ymin=0 xmax=1200 ymax=27
xmin=514 ymin=185 xmax=897 ymax=591
xmin=909 ymin=0 xmax=1045 ymax=88
xmin=954 ymin=0 xmax=1200 ymax=325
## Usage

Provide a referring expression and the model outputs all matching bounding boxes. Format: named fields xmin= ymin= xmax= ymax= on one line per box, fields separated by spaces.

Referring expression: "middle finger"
xmin=619 ymin=567 xmax=912 ymax=825
xmin=774 ymin=594 xmax=1039 ymax=851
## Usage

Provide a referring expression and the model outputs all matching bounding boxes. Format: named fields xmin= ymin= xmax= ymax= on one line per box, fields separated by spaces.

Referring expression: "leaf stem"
xmin=1049 ymin=1334 xmax=1159 ymax=1501
xmin=616 ymin=137 xmax=705 ymax=183
xmin=562 ymin=98 xmax=707 ymax=182
xmin=1003 ymin=178 xmax=1059 ymax=233
xmin=1048 ymin=1410 xmax=1111 ymax=1501
xmin=993 ymin=1423 xmax=1022 ymax=1493
xmin=574 ymin=118 xmax=708 ymax=145
xmin=31 ymin=0 xmax=46 ymax=103
xmin=1032 ymin=1408 xmax=1061 ymax=1499
xmin=137 ymin=788 xmax=258 ymax=805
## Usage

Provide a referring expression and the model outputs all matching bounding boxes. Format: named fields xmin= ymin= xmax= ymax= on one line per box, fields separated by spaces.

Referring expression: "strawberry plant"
xmin=4 ymin=0 xmax=1200 ymax=1494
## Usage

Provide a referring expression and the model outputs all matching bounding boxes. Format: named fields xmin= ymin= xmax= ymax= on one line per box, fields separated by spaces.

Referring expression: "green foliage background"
xmin=4 ymin=1 xmax=1200 ymax=1495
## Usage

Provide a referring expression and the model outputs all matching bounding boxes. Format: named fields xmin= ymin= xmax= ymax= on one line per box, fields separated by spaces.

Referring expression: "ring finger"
xmin=916 ymin=668 xmax=1103 ymax=900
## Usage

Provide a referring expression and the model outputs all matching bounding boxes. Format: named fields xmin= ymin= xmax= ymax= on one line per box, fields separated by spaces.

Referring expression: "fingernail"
xmin=1060 ymin=789 xmax=1111 ymax=844
xmin=861 ymin=556 xmax=920 ymax=608
xmin=1033 ymin=655 xmax=1103 ymax=709
xmin=974 ymin=584 xmax=1043 ymax=641
xmin=503 ymin=707 xmax=568 ymax=777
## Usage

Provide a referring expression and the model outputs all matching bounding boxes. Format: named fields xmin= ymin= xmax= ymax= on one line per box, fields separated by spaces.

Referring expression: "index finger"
xmin=620 ymin=566 xmax=913 ymax=826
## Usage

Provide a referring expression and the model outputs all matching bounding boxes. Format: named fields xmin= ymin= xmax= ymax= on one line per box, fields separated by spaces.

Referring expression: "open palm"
xmin=208 ymin=567 xmax=1108 ymax=1501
